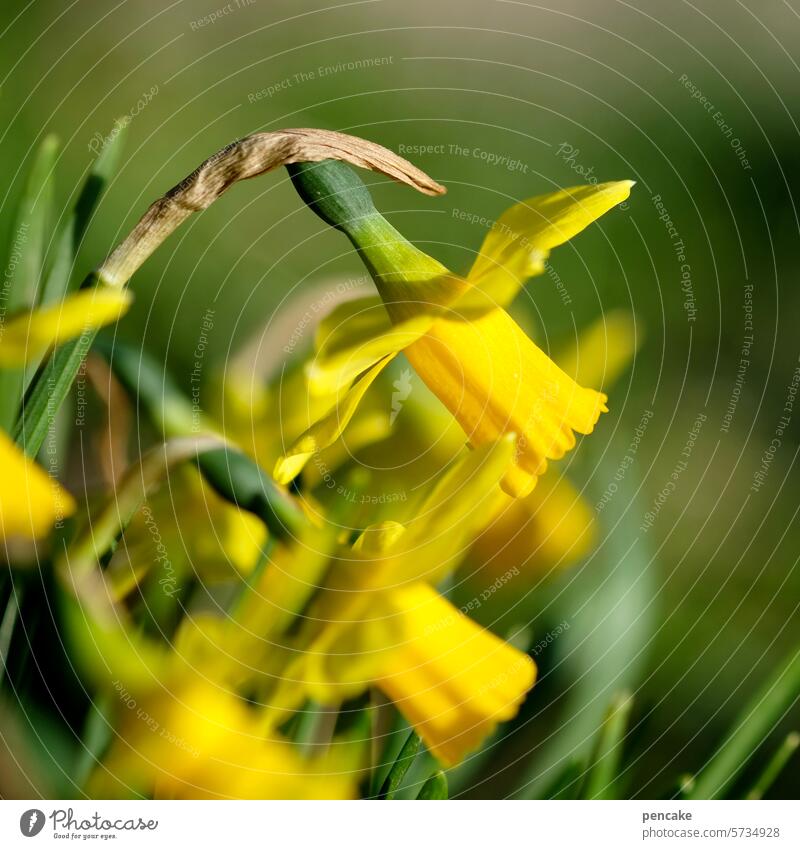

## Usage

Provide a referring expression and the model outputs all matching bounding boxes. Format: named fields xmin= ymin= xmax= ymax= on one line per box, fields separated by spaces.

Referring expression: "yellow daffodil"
xmin=213 ymin=287 xmax=395 ymax=494
xmin=90 ymin=678 xmax=356 ymax=799
xmin=304 ymin=581 xmax=535 ymax=767
xmin=277 ymin=177 xmax=633 ymax=497
xmin=0 ymin=288 xmax=131 ymax=543
xmin=267 ymin=439 xmax=536 ymax=766
xmin=64 ymin=569 xmax=359 ymax=800
xmin=108 ymin=465 xmax=267 ymax=593
xmin=462 ymin=310 xmax=642 ymax=592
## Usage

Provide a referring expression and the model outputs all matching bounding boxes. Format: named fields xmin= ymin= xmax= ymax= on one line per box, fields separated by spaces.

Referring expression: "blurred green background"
xmin=1 ymin=0 xmax=799 ymax=798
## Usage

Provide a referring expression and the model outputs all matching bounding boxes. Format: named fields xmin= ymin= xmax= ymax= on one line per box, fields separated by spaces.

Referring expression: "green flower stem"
xmin=101 ymin=340 xmax=306 ymax=540
xmin=288 ymin=160 xmax=449 ymax=319
xmin=689 ymin=644 xmax=800 ymax=799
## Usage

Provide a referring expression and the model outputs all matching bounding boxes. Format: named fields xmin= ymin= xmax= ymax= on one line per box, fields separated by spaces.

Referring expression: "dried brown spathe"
xmin=100 ymin=128 xmax=445 ymax=287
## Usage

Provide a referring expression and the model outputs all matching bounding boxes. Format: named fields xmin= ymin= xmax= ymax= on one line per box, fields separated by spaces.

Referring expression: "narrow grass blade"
xmin=583 ymin=691 xmax=634 ymax=799
xmin=746 ymin=732 xmax=799 ymax=800
xmin=0 ymin=135 xmax=59 ymax=429
xmin=0 ymin=586 xmax=21 ymax=689
xmin=689 ymin=644 xmax=800 ymax=799
xmin=40 ymin=122 xmax=127 ymax=306
xmin=512 ymin=454 xmax=656 ymax=799
xmin=73 ymin=692 xmax=114 ymax=789
xmin=416 ymin=771 xmax=448 ymax=799
xmin=4 ymin=134 xmax=58 ymax=310
xmin=378 ymin=731 xmax=421 ymax=799
xmin=14 ymin=318 xmax=95 ymax=456
xmin=541 ymin=759 xmax=587 ymax=800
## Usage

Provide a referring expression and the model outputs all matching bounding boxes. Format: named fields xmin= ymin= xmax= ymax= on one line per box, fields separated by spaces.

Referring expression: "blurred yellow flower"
xmin=267 ymin=439 xmax=537 ymax=766
xmin=305 ymin=581 xmax=535 ymax=767
xmin=463 ymin=310 xmax=641 ymax=590
xmin=0 ymin=288 xmax=131 ymax=366
xmin=91 ymin=679 xmax=357 ymax=799
xmin=0 ymin=429 xmax=74 ymax=542
xmin=0 ymin=288 xmax=131 ymax=543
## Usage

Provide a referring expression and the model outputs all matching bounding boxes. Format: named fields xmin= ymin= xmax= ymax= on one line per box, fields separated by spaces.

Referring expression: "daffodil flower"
xmin=90 ymin=679 xmax=357 ymax=799
xmin=462 ymin=310 xmax=642 ymax=596
xmin=207 ymin=281 xmax=397 ymax=502
xmin=277 ymin=163 xmax=633 ymax=497
xmin=63 ymin=568 xmax=360 ymax=799
xmin=0 ymin=288 xmax=131 ymax=543
xmin=268 ymin=438 xmax=537 ymax=766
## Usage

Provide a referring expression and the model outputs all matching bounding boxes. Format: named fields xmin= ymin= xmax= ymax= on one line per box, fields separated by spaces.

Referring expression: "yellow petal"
xmin=404 ymin=307 xmax=607 ymax=498
xmin=301 ymin=410 xmax=393 ymax=489
xmin=467 ymin=181 xmax=634 ymax=301
xmin=0 ymin=429 xmax=74 ymax=541
xmin=377 ymin=585 xmax=535 ymax=766
xmin=92 ymin=679 xmax=356 ymax=799
xmin=319 ymin=437 xmax=517 ymax=598
xmin=0 ymin=288 xmax=132 ymax=366
xmin=274 ymin=354 xmax=394 ymax=484
xmin=352 ymin=520 xmax=407 ymax=554
xmin=469 ymin=472 xmax=596 ymax=586
xmin=382 ymin=435 xmax=517 ymax=585
xmin=307 ymin=296 xmax=431 ymax=395
xmin=307 ymin=584 xmax=535 ymax=766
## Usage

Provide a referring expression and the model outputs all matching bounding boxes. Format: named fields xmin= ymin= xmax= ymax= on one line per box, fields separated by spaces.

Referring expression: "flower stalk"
xmin=14 ymin=130 xmax=444 ymax=534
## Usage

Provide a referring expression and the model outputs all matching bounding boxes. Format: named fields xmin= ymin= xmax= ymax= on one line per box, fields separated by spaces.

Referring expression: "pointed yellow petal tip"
xmin=0 ymin=431 xmax=75 ymax=541
xmin=0 ymin=288 xmax=133 ymax=367
xmin=273 ymin=452 xmax=309 ymax=485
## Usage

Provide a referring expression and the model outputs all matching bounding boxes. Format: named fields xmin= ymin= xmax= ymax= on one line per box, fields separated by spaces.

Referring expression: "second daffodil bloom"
xmin=277 ymin=162 xmax=633 ymax=497
xmin=268 ymin=438 xmax=537 ymax=766
xmin=0 ymin=289 xmax=131 ymax=543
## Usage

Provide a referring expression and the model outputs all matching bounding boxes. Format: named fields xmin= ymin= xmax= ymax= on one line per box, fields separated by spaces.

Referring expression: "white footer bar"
xmin=1 ymin=800 xmax=796 ymax=848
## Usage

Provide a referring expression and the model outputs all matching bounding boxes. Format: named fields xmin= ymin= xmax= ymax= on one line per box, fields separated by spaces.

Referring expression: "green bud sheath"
xmin=288 ymin=160 xmax=452 ymax=322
